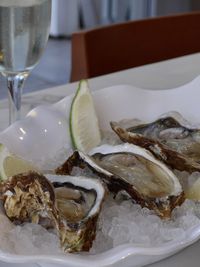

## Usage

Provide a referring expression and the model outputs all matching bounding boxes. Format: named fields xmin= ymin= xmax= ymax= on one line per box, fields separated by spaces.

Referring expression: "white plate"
xmin=1 ymin=76 xmax=200 ymax=267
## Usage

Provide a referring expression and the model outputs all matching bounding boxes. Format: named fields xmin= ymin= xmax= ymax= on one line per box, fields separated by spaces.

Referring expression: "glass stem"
xmin=6 ymin=73 xmax=27 ymax=125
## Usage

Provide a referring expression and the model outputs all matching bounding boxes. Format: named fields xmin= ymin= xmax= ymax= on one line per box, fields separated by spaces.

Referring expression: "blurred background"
xmin=1 ymin=0 xmax=200 ymax=99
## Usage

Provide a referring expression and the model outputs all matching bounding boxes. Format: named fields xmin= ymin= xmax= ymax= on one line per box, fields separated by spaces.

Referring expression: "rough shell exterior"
xmin=0 ymin=171 xmax=105 ymax=253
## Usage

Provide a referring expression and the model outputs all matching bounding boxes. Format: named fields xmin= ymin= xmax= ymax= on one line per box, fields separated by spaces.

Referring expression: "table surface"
xmin=1 ymin=52 xmax=200 ymax=267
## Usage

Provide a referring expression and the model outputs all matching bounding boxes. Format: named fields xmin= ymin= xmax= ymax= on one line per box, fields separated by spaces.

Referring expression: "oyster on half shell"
xmin=47 ymin=174 xmax=105 ymax=252
xmin=111 ymin=113 xmax=200 ymax=173
xmin=56 ymin=144 xmax=184 ymax=218
xmin=0 ymin=171 xmax=105 ymax=252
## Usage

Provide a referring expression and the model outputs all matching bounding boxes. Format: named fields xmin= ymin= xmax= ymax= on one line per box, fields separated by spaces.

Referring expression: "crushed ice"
xmin=1 ymin=193 xmax=200 ymax=256
xmin=0 ymin=213 xmax=62 ymax=255
xmin=0 ymin=202 xmax=62 ymax=256
xmin=91 ymin=196 xmax=200 ymax=253
xmin=1 ymin=127 xmax=200 ymax=256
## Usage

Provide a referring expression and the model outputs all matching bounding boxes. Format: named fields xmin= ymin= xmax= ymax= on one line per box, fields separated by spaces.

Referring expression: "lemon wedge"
xmin=0 ymin=144 xmax=39 ymax=181
xmin=186 ymin=178 xmax=200 ymax=200
xmin=70 ymin=80 xmax=101 ymax=153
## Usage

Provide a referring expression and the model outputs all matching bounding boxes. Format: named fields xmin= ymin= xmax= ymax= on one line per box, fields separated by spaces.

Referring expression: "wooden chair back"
xmin=71 ymin=12 xmax=200 ymax=82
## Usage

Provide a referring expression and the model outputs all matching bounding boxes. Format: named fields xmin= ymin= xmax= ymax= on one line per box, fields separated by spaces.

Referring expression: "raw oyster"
xmin=125 ymin=114 xmax=200 ymax=160
xmin=47 ymin=174 xmax=105 ymax=252
xmin=0 ymin=171 xmax=105 ymax=252
xmin=111 ymin=114 xmax=200 ymax=173
xmin=56 ymin=144 xmax=184 ymax=218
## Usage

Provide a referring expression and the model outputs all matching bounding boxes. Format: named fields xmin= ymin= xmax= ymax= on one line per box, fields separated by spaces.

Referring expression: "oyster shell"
xmin=0 ymin=171 xmax=105 ymax=252
xmin=56 ymin=144 xmax=184 ymax=218
xmin=0 ymin=171 xmax=59 ymax=226
xmin=47 ymin=174 xmax=105 ymax=252
xmin=126 ymin=114 xmax=200 ymax=160
xmin=111 ymin=114 xmax=200 ymax=173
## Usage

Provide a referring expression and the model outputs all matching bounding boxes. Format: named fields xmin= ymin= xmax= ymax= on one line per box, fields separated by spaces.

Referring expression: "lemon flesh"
xmin=70 ymin=80 xmax=101 ymax=153
xmin=186 ymin=178 xmax=200 ymax=200
xmin=0 ymin=144 xmax=39 ymax=181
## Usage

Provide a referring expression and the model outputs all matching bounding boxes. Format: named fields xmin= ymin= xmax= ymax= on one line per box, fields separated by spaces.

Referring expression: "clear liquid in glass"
xmin=0 ymin=0 xmax=51 ymax=76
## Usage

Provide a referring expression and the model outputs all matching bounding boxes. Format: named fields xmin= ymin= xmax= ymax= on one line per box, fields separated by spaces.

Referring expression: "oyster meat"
xmin=47 ymin=174 xmax=105 ymax=252
xmin=111 ymin=113 xmax=200 ymax=173
xmin=126 ymin=114 xmax=200 ymax=160
xmin=56 ymin=144 xmax=184 ymax=218
xmin=0 ymin=171 xmax=105 ymax=252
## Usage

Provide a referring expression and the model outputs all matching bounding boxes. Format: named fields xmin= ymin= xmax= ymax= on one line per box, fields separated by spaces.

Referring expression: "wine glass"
xmin=0 ymin=0 xmax=52 ymax=124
